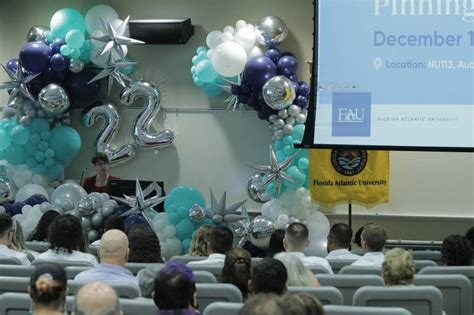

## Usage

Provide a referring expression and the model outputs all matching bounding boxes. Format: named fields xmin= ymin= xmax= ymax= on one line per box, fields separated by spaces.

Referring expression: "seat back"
xmin=194 ymin=270 xmax=217 ymax=283
xmin=124 ymin=262 xmax=164 ymax=275
xmin=411 ymin=251 xmax=441 ymax=265
xmin=309 ymin=265 xmax=330 ymax=274
xmin=324 ymin=305 xmax=412 ymax=315
xmin=0 ymin=257 xmax=22 ymax=265
xmin=0 ymin=277 xmax=30 ymax=294
xmin=64 ymin=266 xmax=93 ymax=279
xmin=327 ymin=259 xmax=357 ymax=274
xmin=414 ymin=260 xmax=437 ymax=271
xmin=353 ymin=285 xmax=443 ymax=315
xmin=88 ymin=245 xmax=99 ymax=256
xmin=0 ymin=265 xmax=34 ymax=277
xmin=287 ymin=286 xmax=344 ymax=305
xmin=32 ymin=259 xmax=95 ymax=267
xmin=25 ymin=241 xmax=50 ymax=253
xmin=339 ymin=265 xmax=382 ymax=275
xmin=0 ymin=292 xmax=33 ymax=315
xmin=203 ymin=302 xmax=243 ymax=315
xmin=188 ymin=264 xmax=222 ymax=276
xmin=119 ymin=298 xmax=157 ymax=315
xmin=196 ymin=283 xmax=243 ymax=313
xmin=317 ymin=274 xmax=384 ymax=305
xmin=68 ymin=280 xmax=141 ymax=298
xmin=169 ymin=255 xmax=207 ymax=264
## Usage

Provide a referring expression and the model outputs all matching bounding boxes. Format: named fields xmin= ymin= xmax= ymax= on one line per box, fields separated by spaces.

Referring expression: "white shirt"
xmin=187 ymin=253 xmax=226 ymax=266
xmin=326 ymin=248 xmax=361 ymax=260
xmin=289 ymin=252 xmax=334 ymax=274
xmin=37 ymin=249 xmax=98 ymax=266
xmin=351 ymin=251 xmax=385 ymax=267
xmin=91 ymin=240 xmax=101 ymax=246
xmin=0 ymin=244 xmax=30 ymax=265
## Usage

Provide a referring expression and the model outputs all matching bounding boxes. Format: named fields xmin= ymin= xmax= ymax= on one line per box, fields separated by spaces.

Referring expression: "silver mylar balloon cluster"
xmin=27 ymin=26 xmax=49 ymax=42
xmin=38 ymin=83 xmax=70 ymax=117
xmin=246 ymin=172 xmax=271 ymax=203
xmin=256 ymin=16 xmax=288 ymax=47
xmin=0 ymin=177 xmax=12 ymax=203
xmin=269 ymin=105 xmax=308 ymax=141
xmin=236 ymin=214 xmax=277 ymax=249
xmin=262 ymin=75 xmax=296 ymax=110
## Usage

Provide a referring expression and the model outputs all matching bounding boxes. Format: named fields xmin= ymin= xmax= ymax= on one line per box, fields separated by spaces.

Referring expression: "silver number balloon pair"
xmin=82 ymin=80 xmax=175 ymax=166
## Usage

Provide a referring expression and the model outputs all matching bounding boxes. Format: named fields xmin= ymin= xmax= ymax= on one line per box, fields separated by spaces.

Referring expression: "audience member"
xmin=188 ymin=226 xmax=233 ymax=266
xmin=353 ymin=223 xmax=373 ymax=248
xmin=220 ymin=247 xmax=251 ymax=299
xmin=283 ymin=223 xmax=333 ymax=273
xmin=281 ymin=293 xmax=326 ymax=315
xmin=267 ymin=229 xmax=286 ymax=257
xmin=73 ymin=282 xmax=121 ymax=315
xmin=239 ymin=293 xmax=285 ymax=315
xmin=137 ymin=265 xmax=164 ymax=298
xmin=90 ymin=215 xmax=125 ymax=246
xmin=11 ymin=219 xmax=38 ymax=260
xmin=27 ymin=210 xmax=60 ymax=242
xmin=275 ymin=252 xmax=320 ymax=287
xmin=153 ymin=261 xmax=199 ymax=314
xmin=351 ymin=224 xmax=386 ymax=267
xmin=188 ymin=224 xmax=213 ymax=256
xmin=464 ymin=226 xmax=474 ymax=252
xmin=326 ymin=223 xmax=361 ymax=260
xmin=382 ymin=248 xmax=416 ymax=286
xmin=294 ymin=292 xmax=326 ymax=315
xmin=0 ymin=213 xmax=30 ymax=265
xmin=37 ymin=214 xmax=98 ymax=266
xmin=249 ymin=258 xmax=288 ymax=295
xmin=128 ymin=224 xmax=164 ymax=263
xmin=75 ymin=229 xmax=138 ymax=287
xmin=441 ymin=234 xmax=472 ymax=266
xmin=29 ymin=263 xmax=67 ymax=315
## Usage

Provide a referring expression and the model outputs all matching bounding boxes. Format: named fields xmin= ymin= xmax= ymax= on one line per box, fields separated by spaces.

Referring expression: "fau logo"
xmin=337 ymin=108 xmax=366 ymax=123
xmin=332 ymin=92 xmax=371 ymax=137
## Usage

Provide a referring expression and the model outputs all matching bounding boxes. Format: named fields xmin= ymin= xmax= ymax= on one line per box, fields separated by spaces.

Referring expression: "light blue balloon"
xmin=164 ymin=186 xmax=206 ymax=214
xmin=35 ymin=151 xmax=45 ymax=162
xmin=5 ymin=145 xmax=27 ymax=165
xmin=11 ymin=125 xmax=30 ymax=145
xmin=282 ymin=135 xmax=293 ymax=146
xmin=293 ymin=124 xmax=305 ymax=140
xmin=65 ymin=29 xmax=84 ymax=49
xmin=192 ymin=52 xmax=207 ymax=65
xmin=274 ymin=139 xmax=284 ymax=151
xmin=287 ymin=166 xmax=306 ymax=187
xmin=195 ymin=60 xmax=218 ymax=83
xmin=70 ymin=48 xmax=81 ymax=59
xmin=30 ymin=118 xmax=50 ymax=133
xmin=24 ymin=142 xmax=37 ymax=156
xmin=298 ymin=157 xmax=310 ymax=170
xmin=196 ymin=46 xmax=207 ymax=54
xmin=27 ymin=157 xmax=38 ymax=168
xmin=50 ymin=8 xmax=86 ymax=38
xmin=283 ymin=145 xmax=295 ymax=156
xmin=0 ymin=130 xmax=11 ymax=150
xmin=60 ymin=45 xmax=71 ymax=56
xmin=193 ymin=77 xmax=204 ymax=87
xmin=175 ymin=219 xmax=195 ymax=240
xmin=49 ymin=125 xmax=81 ymax=162
xmin=201 ymin=83 xmax=222 ymax=96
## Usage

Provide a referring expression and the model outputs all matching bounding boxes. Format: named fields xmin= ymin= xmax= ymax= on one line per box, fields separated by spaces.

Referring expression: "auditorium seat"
xmin=68 ymin=280 xmax=141 ymax=298
xmin=327 ymin=259 xmax=357 ymax=274
xmin=169 ymin=255 xmax=208 ymax=264
xmin=32 ymin=259 xmax=95 ymax=268
xmin=414 ymin=260 xmax=437 ymax=271
xmin=195 ymin=283 xmax=243 ymax=313
xmin=0 ymin=265 xmax=34 ymax=277
xmin=309 ymin=265 xmax=331 ymax=274
xmin=353 ymin=285 xmax=443 ymax=315
xmin=194 ymin=270 xmax=217 ymax=283
xmin=0 ymin=257 xmax=22 ymax=265
xmin=339 ymin=265 xmax=381 ymax=275
xmin=188 ymin=264 xmax=222 ymax=276
xmin=411 ymin=250 xmax=441 ymax=265
xmin=25 ymin=241 xmax=50 ymax=253
xmin=64 ymin=266 xmax=93 ymax=279
xmin=288 ymin=286 xmax=343 ymax=305
xmin=88 ymin=245 xmax=99 ymax=256
xmin=317 ymin=274 xmax=384 ymax=305
xmin=124 ymin=262 xmax=164 ymax=275
xmin=414 ymin=274 xmax=472 ymax=315
xmin=324 ymin=305 xmax=412 ymax=315
xmin=203 ymin=302 xmax=243 ymax=315
xmin=0 ymin=277 xmax=29 ymax=294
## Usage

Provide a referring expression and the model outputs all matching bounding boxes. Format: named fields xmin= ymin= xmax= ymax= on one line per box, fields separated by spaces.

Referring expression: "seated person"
xmin=281 ymin=292 xmax=326 ymax=315
xmin=128 ymin=224 xmax=164 ymax=263
xmin=382 ymin=248 xmax=415 ymax=286
xmin=351 ymin=224 xmax=387 ymax=267
xmin=266 ymin=229 xmax=286 ymax=258
xmin=326 ymin=223 xmax=361 ymax=260
xmin=188 ymin=226 xmax=233 ymax=266
xmin=11 ymin=219 xmax=38 ymax=260
xmin=188 ymin=224 xmax=213 ymax=256
xmin=153 ymin=261 xmax=199 ymax=314
xmin=294 ymin=292 xmax=326 ymax=315
xmin=37 ymin=214 xmax=98 ymax=266
xmin=283 ymin=223 xmax=333 ymax=274
xmin=220 ymin=248 xmax=252 ymax=299
xmin=73 ymin=282 xmax=122 ymax=315
xmin=239 ymin=293 xmax=285 ymax=315
xmin=74 ymin=229 xmax=138 ymax=287
xmin=441 ymin=234 xmax=472 ymax=266
xmin=137 ymin=265 xmax=164 ymax=298
xmin=0 ymin=213 xmax=30 ymax=265
xmin=90 ymin=215 xmax=124 ymax=246
xmin=82 ymin=153 xmax=119 ymax=194
xmin=27 ymin=210 xmax=60 ymax=242
xmin=29 ymin=263 xmax=67 ymax=315
xmin=249 ymin=258 xmax=288 ymax=295
xmin=275 ymin=252 xmax=320 ymax=287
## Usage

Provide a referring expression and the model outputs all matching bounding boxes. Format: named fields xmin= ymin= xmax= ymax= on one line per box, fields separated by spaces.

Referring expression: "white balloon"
xmin=236 ymin=20 xmax=247 ymax=29
xmin=301 ymin=195 xmax=312 ymax=207
xmin=164 ymin=226 xmax=176 ymax=238
xmin=85 ymin=4 xmax=119 ymax=34
xmin=306 ymin=211 xmax=330 ymax=237
xmin=304 ymin=234 xmax=328 ymax=258
xmin=234 ymin=27 xmax=256 ymax=51
xmin=223 ymin=25 xmax=235 ymax=34
xmin=165 ymin=238 xmax=182 ymax=258
xmin=15 ymin=184 xmax=49 ymax=202
xmin=296 ymin=187 xmax=307 ymax=198
xmin=206 ymin=30 xmax=223 ymax=49
xmin=0 ymin=206 xmax=5 ymax=214
xmin=32 ymin=174 xmax=43 ymax=185
xmin=206 ymin=49 xmax=213 ymax=59
xmin=211 ymin=41 xmax=247 ymax=77
xmin=222 ymin=31 xmax=233 ymax=42
xmin=277 ymin=214 xmax=289 ymax=227
xmin=247 ymin=46 xmax=263 ymax=58
xmin=153 ymin=219 xmax=167 ymax=232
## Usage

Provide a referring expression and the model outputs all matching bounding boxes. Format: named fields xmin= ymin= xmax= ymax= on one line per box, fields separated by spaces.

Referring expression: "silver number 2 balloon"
xmin=82 ymin=103 xmax=136 ymax=166
xmin=120 ymin=80 xmax=175 ymax=149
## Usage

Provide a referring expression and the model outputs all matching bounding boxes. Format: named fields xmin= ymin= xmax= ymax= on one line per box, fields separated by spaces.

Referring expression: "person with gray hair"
xmin=382 ymin=248 xmax=416 ymax=286
xmin=73 ymin=282 xmax=122 ymax=315
xmin=351 ymin=224 xmax=387 ymax=267
xmin=136 ymin=264 xmax=164 ymax=298
xmin=274 ymin=252 xmax=320 ymax=287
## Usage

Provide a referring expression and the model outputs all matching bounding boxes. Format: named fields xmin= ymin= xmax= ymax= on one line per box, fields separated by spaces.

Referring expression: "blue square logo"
xmin=332 ymin=92 xmax=371 ymax=137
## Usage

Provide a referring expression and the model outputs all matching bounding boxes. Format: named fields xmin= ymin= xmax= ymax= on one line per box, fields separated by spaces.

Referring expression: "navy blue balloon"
xmin=65 ymin=70 xmax=101 ymax=108
xmin=3 ymin=203 xmax=12 ymax=214
xmin=27 ymin=194 xmax=48 ymax=205
xmin=289 ymin=74 xmax=298 ymax=82
xmin=6 ymin=59 xmax=19 ymax=73
xmin=264 ymin=48 xmax=281 ymax=64
xmin=231 ymin=85 xmax=241 ymax=96
xmin=243 ymin=56 xmax=277 ymax=88
xmin=113 ymin=205 xmax=130 ymax=216
xmin=298 ymin=81 xmax=310 ymax=97
xmin=11 ymin=202 xmax=25 ymax=216
xmin=19 ymin=41 xmax=52 ymax=73
xmin=124 ymin=214 xmax=148 ymax=233
xmin=50 ymin=53 xmax=68 ymax=72
xmin=277 ymin=56 xmax=298 ymax=77
xmin=50 ymin=38 xmax=66 ymax=54
xmin=247 ymin=96 xmax=257 ymax=108
xmin=295 ymin=95 xmax=309 ymax=108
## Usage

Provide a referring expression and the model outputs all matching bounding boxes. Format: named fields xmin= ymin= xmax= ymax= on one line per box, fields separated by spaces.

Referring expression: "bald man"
xmin=74 ymin=230 xmax=138 ymax=288
xmin=73 ymin=282 xmax=122 ymax=315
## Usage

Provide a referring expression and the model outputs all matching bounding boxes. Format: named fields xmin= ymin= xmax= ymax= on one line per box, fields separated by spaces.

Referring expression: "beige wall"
xmin=0 ymin=0 xmax=473 ymax=241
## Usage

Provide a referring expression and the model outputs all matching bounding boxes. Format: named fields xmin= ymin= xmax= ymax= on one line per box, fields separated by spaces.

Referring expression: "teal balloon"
xmin=164 ymin=186 xmax=206 ymax=214
xmin=201 ymin=83 xmax=222 ymax=96
xmin=182 ymin=238 xmax=192 ymax=251
xmin=30 ymin=118 xmax=50 ymax=133
xmin=30 ymin=133 xmax=41 ymax=144
xmin=297 ymin=157 xmax=309 ymax=170
xmin=275 ymin=150 xmax=286 ymax=163
xmin=5 ymin=144 xmax=26 ymax=165
xmin=175 ymin=219 xmax=195 ymax=240
xmin=46 ymin=31 xmax=56 ymax=43
xmin=47 ymin=164 xmax=64 ymax=179
xmin=196 ymin=46 xmax=207 ymax=54
xmin=120 ymin=57 xmax=135 ymax=75
xmin=27 ymin=157 xmax=38 ymax=168
xmin=60 ymin=45 xmax=71 ymax=56
xmin=0 ymin=130 xmax=11 ymax=150
xmin=274 ymin=139 xmax=284 ymax=151
xmin=11 ymin=125 xmax=30 ymax=145
xmin=34 ymin=164 xmax=47 ymax=175
xmin=50 ymin=8 xmax=86 ymax=38
xmin=282 ymin=135 xmax=293 ymax=146
xmin=287 ymin=166 xmax=306 ymax=187
xmin=283 ymin=145 xmax=295 ymax=156
xmin=178 ymin=207 xmax=188 ymax=218
xmin=293 ymin=124 xmax=305 ymax=140
xmin=24 ymin=142 xmax=37 ymax=156
xmin=192 ymin=52 xmax=207 ymax=65
xmin=65 ymin=29 xmax=84 ymax=49
xmin=38 ymin=141 xmax=49 ymax=151
xmin=70 ymin=48 xmax=81 ymax=59
xmin=49 ymin=125 xmax=81 ymax=161
xmin=195 ymin=60 xmax=218 ymax=83
xmin=35 ymin=151 xmax=45 ymax=162
xmin=190 ymin=66 xmax=196 ymax=75
xmin=193 ymin=77 xmax=204 ymax=87
xmin=45 ymin=148 xmax=55 ymax=158
xmin=40 ymin=131 xmax=51 ymax=141
xmin=168 ymin=212 xmax=180 ymax=225
xmin=79 ymin=40 xmax=92 ymax=63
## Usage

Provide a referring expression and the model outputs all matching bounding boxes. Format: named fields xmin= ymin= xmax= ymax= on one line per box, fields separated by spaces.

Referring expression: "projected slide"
xmin=313 ymin=0 xmax=474 ymax=150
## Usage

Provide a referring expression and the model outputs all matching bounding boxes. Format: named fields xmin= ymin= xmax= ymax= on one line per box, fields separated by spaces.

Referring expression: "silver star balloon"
xmin=88 ymin=59 xmax=135 ymax=95
xmin=233 ymin=205 xmax=252 ymax=247
xmin=216 ymin=76 xmax=246 ymax=111
xmin=0 ymin=64 xmax=40 ymax=102
xmin=91 ymin=16 xmax=145 ymax=61
xmin=205 ymin=188 xmax=247 ymax=225
xmin=251 ymin=145 xmax=298 ymax=196
xmin=112 ymin=178 xmax=166 ymax=226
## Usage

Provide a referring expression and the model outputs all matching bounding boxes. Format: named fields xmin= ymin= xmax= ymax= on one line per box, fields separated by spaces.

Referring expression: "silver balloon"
xmin=249 ymin=216 xmax=277 ymax=248
xmin=2 ymin=106 xmax=17 ymax=118
xmin=272 ymin=129 xmax=284 ymax=140
xmin=101 ymin=203 xmax=115 ymax=217
xmin=0 ymin=178 xmax=12 ymax=203
xmin=88 ymin=229 xmax=99 ymax=242
xmin=274 ymin=118 xmax=285 ymax=129
xmin=77 ymin=197 xmax=98 ymax=216
xmin=295 ymin=113 xmax=307 ymax=124
xmin=82 ymin=102 xmax=136 ymax=166
xmin=27 ymin=26 xmax=49 ymax=42
xmin=51 ymin=183 xmax=87 ymax=211
xmin=246 ymin=172 xmax=271 ymax=203
xmin=283 ymin=124 xmax=294 ymax=134
xmin=69 ymin=59 xmax=85 ymax=73
xmin=120 ymin=80 xmax=175 ymax=149
xmin=256 ymin=16 xmax=288 ymax=47
xmin=19 ymin=116 xmax=31 ymax=125
xmin=66 ymin=209 xmax=81 ymax=218
xmin=286 ymin=117 xmax=295 ymax=126
xmin=81 ymin=217 xmax=92 ymax=231
xmin=38 ymin=83 xmax=70 ymax=116
xmin=91 ymin=213 xmax=104 ymax=227
xmin=288 ymin=104 xmax=301 ymax=117
xmin=278 ymin=109 xmax=288 ymax=119
xmin=262 ymin=75 xmax=296 ymax=110
xmin=268 ymin=114 xmax=278 ymax=123
xmin=189 ymin=204 xmax=206 ymax=223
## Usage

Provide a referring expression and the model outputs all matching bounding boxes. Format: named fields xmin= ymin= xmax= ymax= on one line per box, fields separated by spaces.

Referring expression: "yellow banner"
xmin=310 ymin=149 xmax=389 ymax=208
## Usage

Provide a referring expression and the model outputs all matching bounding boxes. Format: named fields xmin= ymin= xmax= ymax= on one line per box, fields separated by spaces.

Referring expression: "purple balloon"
xmin=295 ymin=95 xmax=309 ymax=108
xmin=65 ymin=70 xmax=101 ymax=108
xmin=289 ymin=74 xmax=298 ymax=82
xmin=298 ymin=81 xmax=310 ymax=97
xmin=6 ymin=58 xmax=19 ymax=73
xmin=243 ymin=56 xmax=277 ymax=88
xmin=19 ymin=41 xmax=52 ymax=73
xmin=50 ymin=38 xmax=66 ymax=54
xmin=264 ymin=48 xmax=281 ymax=64
xmin=11 ymin=202 xmax=25 ymax=216
xmin=277 ymin=56 xmax=298 ymax=77
xmin=124 ymin=214 xmax=148 ymax=233
xmin=50 ymin=53 xmax=68 ymax=72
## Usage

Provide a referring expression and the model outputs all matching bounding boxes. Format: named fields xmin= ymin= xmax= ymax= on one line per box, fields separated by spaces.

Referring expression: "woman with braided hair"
xmin=220 ymin=248 xmax=252 ymax=299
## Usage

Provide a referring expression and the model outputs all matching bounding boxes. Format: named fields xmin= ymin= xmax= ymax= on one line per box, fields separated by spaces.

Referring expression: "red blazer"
xmin=82 ymin=175 xmax=120 ymax=194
